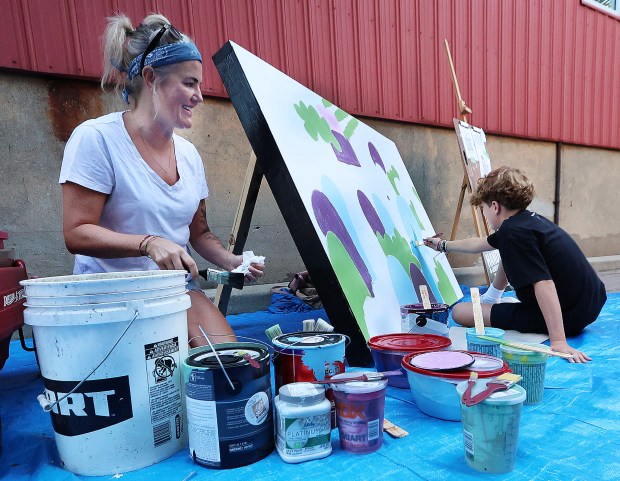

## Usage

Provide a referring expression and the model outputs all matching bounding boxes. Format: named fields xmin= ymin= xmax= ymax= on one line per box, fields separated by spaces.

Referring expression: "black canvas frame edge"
xmin=213 ymin=41 xmax=373 ymax=366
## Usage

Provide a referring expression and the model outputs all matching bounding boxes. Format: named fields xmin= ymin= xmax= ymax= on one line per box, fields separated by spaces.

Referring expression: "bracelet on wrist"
xmin=138 ymin=235 xmax=153 ymax=256
xmin=143 ymin=235 xmax=160 ymax=258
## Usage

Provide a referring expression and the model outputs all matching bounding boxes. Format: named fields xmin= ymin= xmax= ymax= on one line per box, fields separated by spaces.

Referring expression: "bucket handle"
xmin=197 ymin=325 xmax=236 ymax=391
xmin=37 ymin=310 xmax=140 ymax=413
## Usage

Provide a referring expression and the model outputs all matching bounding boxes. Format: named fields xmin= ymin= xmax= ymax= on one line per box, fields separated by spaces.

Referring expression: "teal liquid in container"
xmin=466 ymin=327 xmax=505 ymax=358
xmin=457 ymin=380 xmax=526 ymax=474
xmin=501 ymin=344 xmax=548 ymax=404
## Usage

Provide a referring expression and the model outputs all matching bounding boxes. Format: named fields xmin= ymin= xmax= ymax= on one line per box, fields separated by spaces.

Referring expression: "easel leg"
xmin=214 ymin=151 xmax=263 ymax=314
xmin=450 ymin=175 xmax=468 ymax=241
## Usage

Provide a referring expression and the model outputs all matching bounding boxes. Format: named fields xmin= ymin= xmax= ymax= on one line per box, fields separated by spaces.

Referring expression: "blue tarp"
xmin=2 ymin=292 xmax=619 ymax=480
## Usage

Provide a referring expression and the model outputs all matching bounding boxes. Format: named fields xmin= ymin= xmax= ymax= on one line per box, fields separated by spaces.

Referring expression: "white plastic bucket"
xmin=21 ymin=270 xmax=191 ymax=476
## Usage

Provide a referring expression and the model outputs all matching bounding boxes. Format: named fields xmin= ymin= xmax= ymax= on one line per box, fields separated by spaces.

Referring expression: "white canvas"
xmin=229 ymin=42 xmax=462 ymax=339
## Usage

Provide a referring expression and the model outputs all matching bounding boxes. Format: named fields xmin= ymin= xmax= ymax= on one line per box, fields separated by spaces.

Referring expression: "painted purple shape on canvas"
xmin=358 ymin=190 xmax=385 ymax=237
xmin=410 ymin=263 xmax=437 ymax=303
xmin=331 ymin=131 xmax=360 ymax=166
xmin=368 ymin=142 xmax=385 ymax=172
xmin=311 ymin=190 xmax=374 ymax=296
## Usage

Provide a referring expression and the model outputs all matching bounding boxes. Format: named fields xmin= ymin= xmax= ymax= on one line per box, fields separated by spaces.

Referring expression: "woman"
xmin=59 ymin=13 xmax=264 ymax=346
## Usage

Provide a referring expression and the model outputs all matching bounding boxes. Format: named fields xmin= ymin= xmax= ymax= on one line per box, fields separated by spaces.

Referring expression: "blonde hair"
xmin=470 ymin=166 xmax=534 ymax=211
xmin=100 ymin=13 xmax=190 ymax=104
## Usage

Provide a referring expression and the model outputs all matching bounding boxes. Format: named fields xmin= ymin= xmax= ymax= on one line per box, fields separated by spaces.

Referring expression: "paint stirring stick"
xmin=383 ymin=418 xmax=409 ymax=438
xmin=419 ymin=285 xmax=432 ymax=310
xmin=471 ymin=287 xmax=485 ymax=335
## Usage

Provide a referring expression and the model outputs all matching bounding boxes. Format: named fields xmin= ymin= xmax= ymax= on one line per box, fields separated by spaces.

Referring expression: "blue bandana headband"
xmin=122 ymin=41 xmax=202 ymax=103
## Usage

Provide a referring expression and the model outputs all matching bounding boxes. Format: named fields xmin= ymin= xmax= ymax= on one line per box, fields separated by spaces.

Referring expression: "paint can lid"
xmin=329 ymin=372 xmax=388 ymax=393
xmin=186 ymin=343 xmax=268 ymax=369
xmin=279 ymin=382 xmax=326 ymax=405
xmin=400 ymin=303 xmax=449 ymax=314
xmin=272 ymin=331 xmax=344 ymax=348
xmin=456 ymin=379 xmax=527 ymax=406
xmin=368 ymin=333 xmax=451 ymax=352
xmin=402 ymin=351 xmax=509 ymax=379
xmin=406 ymin=350 xmax=475 ymax=371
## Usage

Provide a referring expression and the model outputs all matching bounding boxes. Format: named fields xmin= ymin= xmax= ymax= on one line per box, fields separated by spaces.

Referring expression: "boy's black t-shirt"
xmin=487 ymin=210 xmax=606 ymax=325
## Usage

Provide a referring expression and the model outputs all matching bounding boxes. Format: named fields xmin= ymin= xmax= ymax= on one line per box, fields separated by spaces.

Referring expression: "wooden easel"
xmin=214 ymin=151 xmax=263 ymax=314
xmin=444 ymin=39 xmax=492 ymax=285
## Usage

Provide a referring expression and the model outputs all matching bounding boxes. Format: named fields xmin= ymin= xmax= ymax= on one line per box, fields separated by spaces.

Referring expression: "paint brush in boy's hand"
xmin=414 ymin=232 xmax=443 ymax=247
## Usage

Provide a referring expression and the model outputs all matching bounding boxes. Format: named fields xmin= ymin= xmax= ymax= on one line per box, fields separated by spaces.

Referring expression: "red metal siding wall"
xmin=2 ymin=0 xmax=619 ymax=150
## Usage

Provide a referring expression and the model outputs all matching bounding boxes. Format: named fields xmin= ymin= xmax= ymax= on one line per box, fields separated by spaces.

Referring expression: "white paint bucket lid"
xmin=21 ymin=270 xmax=187 ymax=297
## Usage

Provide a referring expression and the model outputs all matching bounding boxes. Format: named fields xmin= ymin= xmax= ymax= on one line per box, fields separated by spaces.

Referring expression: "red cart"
xmin=0 ymin=230 xmax=35 ymax=370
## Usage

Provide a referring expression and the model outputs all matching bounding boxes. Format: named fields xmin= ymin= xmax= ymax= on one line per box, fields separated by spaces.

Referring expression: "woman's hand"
xmin=550 ymin=340 xmax=591 ymax=363
xmin=145 ymin=236 xmax=199 ymax=278
xmin=244 ymin=262 xmax=265 ymax=284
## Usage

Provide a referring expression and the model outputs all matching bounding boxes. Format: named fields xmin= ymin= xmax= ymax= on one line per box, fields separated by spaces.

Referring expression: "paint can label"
xmin=276 ymin=413 xmax=331 ymax=455
xmin=186 ymin=366 xmax=274 ymax=468
xmin=144 ymin=337 xmax=183 ymax=447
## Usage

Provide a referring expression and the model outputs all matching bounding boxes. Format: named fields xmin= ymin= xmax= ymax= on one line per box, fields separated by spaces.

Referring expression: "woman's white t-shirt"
xmin=59 ymin=111 xmax=209 ymax=274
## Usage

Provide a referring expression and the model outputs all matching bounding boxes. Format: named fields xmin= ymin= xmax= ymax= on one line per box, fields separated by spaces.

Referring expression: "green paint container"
xmin=457 ymin=381 xmax=526 ymax=474
xmin=500 ymin=344 xmax=548 ymax=405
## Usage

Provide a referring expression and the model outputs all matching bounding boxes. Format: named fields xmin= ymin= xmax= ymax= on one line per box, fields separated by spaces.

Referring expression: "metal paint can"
xmin=271 ymin=332 xmax=346 ymax=428
xmin=183 ymin=342 xmax=274 ymax=469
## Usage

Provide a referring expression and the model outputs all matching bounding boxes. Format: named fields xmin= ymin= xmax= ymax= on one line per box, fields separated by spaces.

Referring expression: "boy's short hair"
xmin=470 ymin=166 xmax=534 ymax=211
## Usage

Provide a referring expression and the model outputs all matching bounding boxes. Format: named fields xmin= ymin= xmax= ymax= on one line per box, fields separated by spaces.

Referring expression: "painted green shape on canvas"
xmin=376 ymin=229 xmax=422 ymax=272
xmin=387 ymin=166 xmax=400 ymax=195
xmin=294 ymin=101 xmax=340 ymax=149
xmin=326 ymin=232 xmax=370 ymax=339
xmin=434 ymin=256 xmax=460 ymax=306
xmin=409 ymin=199 xmax=425 ymax=230
xmin=343 ymin=117 xmax=359 ymax=139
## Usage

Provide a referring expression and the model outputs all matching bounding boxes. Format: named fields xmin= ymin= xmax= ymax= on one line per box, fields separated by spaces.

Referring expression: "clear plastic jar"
xmin=274 ymin=382 xmax=332 ymax=463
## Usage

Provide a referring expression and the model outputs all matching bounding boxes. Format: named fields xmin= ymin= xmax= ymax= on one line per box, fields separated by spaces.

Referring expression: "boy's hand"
xmin=550 ymin=340 xmax=591 ymax=363
xmin=423 ymin=236 xmax=442 ymax=250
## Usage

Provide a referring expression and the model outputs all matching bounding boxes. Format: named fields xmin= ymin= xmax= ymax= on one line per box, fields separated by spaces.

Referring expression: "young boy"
xmin=424 ymin=166 xmax=606 ymax=363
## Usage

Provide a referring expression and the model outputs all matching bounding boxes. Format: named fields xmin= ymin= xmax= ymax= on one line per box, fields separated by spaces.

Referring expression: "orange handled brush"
xmin=464 ymin=373 xmax=522 ymax=407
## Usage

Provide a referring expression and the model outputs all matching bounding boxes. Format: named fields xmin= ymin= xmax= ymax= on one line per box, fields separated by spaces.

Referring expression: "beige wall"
xmin=1 ymin=72 xmax=618 ymax=283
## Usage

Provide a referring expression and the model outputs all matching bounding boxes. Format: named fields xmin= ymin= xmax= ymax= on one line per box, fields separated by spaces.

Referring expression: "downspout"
xmin=553 ymin=142 xmax=562 ymax=225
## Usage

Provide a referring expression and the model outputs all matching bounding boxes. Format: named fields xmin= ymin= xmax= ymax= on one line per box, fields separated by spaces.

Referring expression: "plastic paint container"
xmin=272 ymin=332 xmax=346 ymax=427
xmin=330 ymin=372 xmax=387 ymax=454
xmin=400 ymin=303 xmax=450 ymax=336
xmin=402 ymin=351 xmax=511 ymax=421
xmin=183 ymin=343 xmax=274 ymax=469
xmin=466 ymin=327 xmax=506 ymax=357
xmin=501 ymin=344 xmax=548 ymax=404
xmin=367 ymin=333 xmax=451 ymax=388
xmin=21 ymin=271 xmax=190 ymax=476
xmin=456 ymin=380 xmax=526 ymax=474
xmin=274 ymin=382 xmax=332 ymax=463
